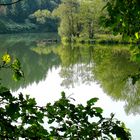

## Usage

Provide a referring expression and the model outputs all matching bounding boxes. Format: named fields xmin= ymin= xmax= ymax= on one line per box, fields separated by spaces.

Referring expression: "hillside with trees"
xmin=0 ymin=0 xmax=61 ymax=33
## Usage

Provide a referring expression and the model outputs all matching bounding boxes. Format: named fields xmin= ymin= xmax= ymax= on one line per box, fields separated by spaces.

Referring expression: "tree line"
xmin=0 ymin=0 xmax=61 ymax=33
xmin=0 ymin=0 xmax=140 ymax=43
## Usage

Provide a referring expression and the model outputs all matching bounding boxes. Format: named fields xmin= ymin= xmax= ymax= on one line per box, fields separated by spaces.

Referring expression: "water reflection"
xmin=0 ymin=33 xmax=60 ymax=91
xmin=0 ymin=34 xmax=140 ymax=115
xmin=56 ymin=43 xmax=140 ymax=115
xmin=92 ymin=45 xmax=140 ymax=115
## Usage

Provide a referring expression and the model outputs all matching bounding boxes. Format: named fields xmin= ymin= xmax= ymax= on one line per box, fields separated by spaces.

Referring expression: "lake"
xmin=0 ymin=33 xmax=140 ymax=140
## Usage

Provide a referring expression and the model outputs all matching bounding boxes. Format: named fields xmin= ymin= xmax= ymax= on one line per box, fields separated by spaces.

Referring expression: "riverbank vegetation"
xmin=1 ymin=0 xmax=140 ymax=43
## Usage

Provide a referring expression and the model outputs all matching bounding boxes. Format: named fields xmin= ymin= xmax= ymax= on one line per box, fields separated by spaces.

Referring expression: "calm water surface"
xmin=0 ymin=33 xmax=140 ymax=140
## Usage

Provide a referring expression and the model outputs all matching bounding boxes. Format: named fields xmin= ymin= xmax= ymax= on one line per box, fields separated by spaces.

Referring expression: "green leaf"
xmin=0 ymin=86 xmax=12 ymax=100
xmin=19 ymin=93 xmax=24 ymax=101
xmin=61 ymin=91 xmax=66 ymax=98
xmin=12 ymin=70 xmax=24 ymax=81
xmin=87 ymin=98 xmax=99 ymax=106
xmin=13 ymin=72 xmax=21 ymax=81
xmin=93 ymin=107 xmax=103 ymax=113
xmin=12 ymin=59 xmax=21 ymax=70
xmin=135 ymin=32 xmax=139 ymax=39
xmin=6 ymin=103 xmax=20 ymax=118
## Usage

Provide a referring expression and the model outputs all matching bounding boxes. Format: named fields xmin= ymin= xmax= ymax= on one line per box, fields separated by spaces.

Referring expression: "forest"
xmin=0 ymin=0 xmax=61 ymax=33
xmin=1 ymin=0 xmax=140 ymax=139
xmin=0 ymin=0 xmax=140 ymax=42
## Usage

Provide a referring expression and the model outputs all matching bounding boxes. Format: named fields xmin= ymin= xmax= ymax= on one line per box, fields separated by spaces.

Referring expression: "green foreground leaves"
xmin=0 ymin=53 xmax=24 ymax=82
xmin=0 ymin=90 xmax=131 ymax=139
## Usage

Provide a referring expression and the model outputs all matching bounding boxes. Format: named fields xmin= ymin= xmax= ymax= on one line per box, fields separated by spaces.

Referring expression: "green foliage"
xmin=127 ymin=45 xmax=140 ymax=85
xmin=53 ymin=0 xmax=80 ymax=39
xmin=12 ymin=59 xmax=24 ymax=81
xmin=53 ymin=0 xmax=106 ymax=40
xmin=0 ymin=0 xmax=61 ymax=33
xmin=101 ymin=0 xmax=140 ymax=41
xmin=0 ymin=90 xmax=131 ymax=139
xmin=129 ymin=45 xmax=140 ymax=62
xmin=31 ymin=9 xmax=51 ymax=24
xmin=45 ymin=92 xmax=131 ymax=140
xmin=0 ymin=53 xmax=24 ymax=82
xmin=0 ymin=54 xmax=131 ymax=139
xmin=78 ymin=0 xmax=106 ymax=38
xmin=91 ymin=45 xmax=140 ymax=115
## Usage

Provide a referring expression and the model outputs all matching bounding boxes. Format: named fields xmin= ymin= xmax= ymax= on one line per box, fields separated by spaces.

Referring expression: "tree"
xmin=78 ymin=0 xmax=106 ymax=38
xmin=101 ymin=0 xmax=140 ymax=41
xmin=53 ymin=0 xmax=106 ymax=40
xmin=30 ymin=9 xmax=51 ymax=24
xmin=53 ymin=0 xmax=79 ymax=39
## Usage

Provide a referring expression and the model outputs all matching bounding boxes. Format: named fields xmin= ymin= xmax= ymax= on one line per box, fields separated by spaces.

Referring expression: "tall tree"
xmin=53 ymin=0 xmax=79 ymax=39
xmin=78 ymin=0 xmax=106 ymax=38
xmin=53 ymin=0 xmax=106 ymax=40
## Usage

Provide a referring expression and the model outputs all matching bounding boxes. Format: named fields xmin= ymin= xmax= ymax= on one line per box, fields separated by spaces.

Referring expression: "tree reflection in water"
xmin=1 ymin=35 xmax=140 ymax=115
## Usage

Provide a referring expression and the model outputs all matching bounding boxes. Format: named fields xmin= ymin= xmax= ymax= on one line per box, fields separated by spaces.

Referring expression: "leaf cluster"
xmin=0 ymin=89 xmax=131 ymax=139
xmin=0 ymin=54 xmax=24 ymax=82
xmin=101 ymin=0 xmax=140 ymax=41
